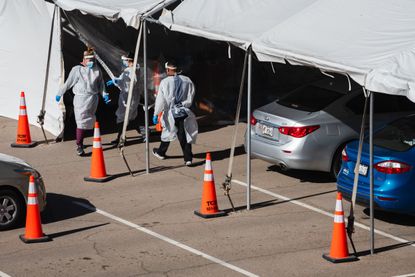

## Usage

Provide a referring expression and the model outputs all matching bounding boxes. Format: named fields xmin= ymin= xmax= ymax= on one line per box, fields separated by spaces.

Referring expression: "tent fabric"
xmin=252 ymin=0 xmax=415 ymax=102
xmin=159 ymin=0 xmax=415 ymax=102
xmin=159 ymin=0 xmax=316 ymax=50
xmin=0 ymin=0 xmax=63 ymax=136
xmin=55 ymin=0 xmax=174 ymax=28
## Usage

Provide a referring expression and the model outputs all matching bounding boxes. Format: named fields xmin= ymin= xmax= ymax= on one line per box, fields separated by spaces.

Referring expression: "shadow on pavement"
xmin=163 ymin=145 xmax=245 ymax=161
xmin=41 ymin=193 xmax=96 ymax=224
xmin=48 ymin=223 xmax=110 ymax=240
xmin=363 ymin=208 xmax=415 ymax=226
xmin=356 ymin=241 xmax=415 ymax=257
xmin=223 ymin=189 xmax=337 ymax=213
xmin=267 ymin=165 xmax=335 ymax=183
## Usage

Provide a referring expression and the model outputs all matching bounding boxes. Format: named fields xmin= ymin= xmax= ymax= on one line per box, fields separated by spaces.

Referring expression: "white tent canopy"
xmin=159 ymin=0 xmax=316 ymax=50
xmin=160 ymin=0 xmax=415 ymax=101
xmin=0 ymin=0 xmax=63 ymax=136
xmin=55 ymin=0 xmax=175 ymax=28
xmin=253 ymin=0 xmax=415 ymax=102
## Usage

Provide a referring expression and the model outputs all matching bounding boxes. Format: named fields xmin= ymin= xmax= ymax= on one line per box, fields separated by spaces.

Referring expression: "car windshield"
xmin=277 ymin=85 xmax=344 ymax=112
xmin=373 ymin=116 xmax=415 ymax=152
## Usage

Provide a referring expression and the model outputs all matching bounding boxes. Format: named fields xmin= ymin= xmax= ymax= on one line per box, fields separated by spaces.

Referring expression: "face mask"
xmin=122 ymin=60 xmax=129 ymax=67
xmin=86 ymin=61 xmax=94 ymax=68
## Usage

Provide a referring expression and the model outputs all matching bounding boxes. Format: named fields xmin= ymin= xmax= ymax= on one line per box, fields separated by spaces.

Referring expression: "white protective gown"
xmin=58 ymin=65 xmax=105 ymax=129
xmin=114 ymin=66 xmax=141 ymax=124
xmin=154 ymin=74 xmax=198 ymax=143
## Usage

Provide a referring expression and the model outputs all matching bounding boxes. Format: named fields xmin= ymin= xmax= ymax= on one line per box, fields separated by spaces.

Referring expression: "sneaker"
xmin=76 ymin=145 xmax=85 ymax=156
xmin=185 ymin=161 xmax=192 ymax=167
xmin=152 ymin=148 xmax=165 ymax=160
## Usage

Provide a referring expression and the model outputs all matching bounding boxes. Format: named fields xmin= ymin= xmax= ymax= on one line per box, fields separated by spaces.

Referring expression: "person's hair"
xmin=84 ymin=47 xmax=95 ymax=58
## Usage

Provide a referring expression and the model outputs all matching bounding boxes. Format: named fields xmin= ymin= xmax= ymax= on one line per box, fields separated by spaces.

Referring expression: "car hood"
xmin=0 ymin=153 xmax=32 ymax=168
xmin=255 ymin=101 xmax=320 ymax=125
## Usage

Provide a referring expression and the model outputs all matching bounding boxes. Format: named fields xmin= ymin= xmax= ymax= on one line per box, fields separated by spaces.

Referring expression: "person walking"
xmin=152 ymin=60 xmax=198 ymax=166
xmin=56 ymin=48 xmax=109 ymax=155
xmin=106 ymin=52 xmax=142 ymax=145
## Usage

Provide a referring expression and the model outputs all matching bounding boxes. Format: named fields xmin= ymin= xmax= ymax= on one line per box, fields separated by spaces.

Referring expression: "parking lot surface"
xmin=1 ymin=116 xmax=415 ymax=277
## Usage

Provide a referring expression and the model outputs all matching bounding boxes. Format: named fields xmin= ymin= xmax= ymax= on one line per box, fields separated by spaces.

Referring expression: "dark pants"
xmin=157 ymin=118 xmax=192 ymax=162
xmin=76 ymin=128 xmax=86 ymax=147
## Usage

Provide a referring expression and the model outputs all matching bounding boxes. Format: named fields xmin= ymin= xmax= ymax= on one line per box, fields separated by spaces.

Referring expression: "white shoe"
xmin=185 ymin=161 xmax=192 ymax=166
xmin=152 ymin=148 xmax=165 ymax=160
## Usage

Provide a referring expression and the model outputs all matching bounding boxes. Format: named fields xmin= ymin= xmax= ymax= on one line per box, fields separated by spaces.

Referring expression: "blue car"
xmin=337 ymin=115 xmax=415 ymax=215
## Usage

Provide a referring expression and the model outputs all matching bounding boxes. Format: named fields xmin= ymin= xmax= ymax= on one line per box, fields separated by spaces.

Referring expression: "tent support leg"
xmin=38 ymin=5 xmax=58 ymax=144
xmin=246 ymin=47 xmax=252 ymax=211
xmin=143 ymin=20 xmax=150 ymax=174
xmin=369 ymin=91 xmax=375 ymax=255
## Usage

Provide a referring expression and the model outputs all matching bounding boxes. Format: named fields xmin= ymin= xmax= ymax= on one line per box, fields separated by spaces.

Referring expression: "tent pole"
xmin=246 ymin=47 xmax=252 ymax=211
xmin=38 ymin=5 xmax=57 ymax=144
xmin=369 ymin=91 xmax=375 ymax=255
xmin=143 ymin=19 xmax=150 ymax=174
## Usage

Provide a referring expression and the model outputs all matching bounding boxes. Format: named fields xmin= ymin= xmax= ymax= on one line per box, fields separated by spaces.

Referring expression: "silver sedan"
xmin=0 ymin=153 xmax=46 ymax=230
xmin=246 ymin=78 xmax=415 ymax=178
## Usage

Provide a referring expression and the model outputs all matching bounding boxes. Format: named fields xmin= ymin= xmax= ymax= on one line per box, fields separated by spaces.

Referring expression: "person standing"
xmin=56 ymin=48 xmax=109 ymax=156
xmin=152 ymin=60 xmax=198 ymax=166
xmin=106 ymin=52 xmax=142 ymax=144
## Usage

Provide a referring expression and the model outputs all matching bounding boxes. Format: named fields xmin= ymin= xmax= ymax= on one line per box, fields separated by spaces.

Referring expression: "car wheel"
xmin=331 ymin=146 xmax=344 ymax=179
xmin=0 ymin=190 xmax=25 ymax=231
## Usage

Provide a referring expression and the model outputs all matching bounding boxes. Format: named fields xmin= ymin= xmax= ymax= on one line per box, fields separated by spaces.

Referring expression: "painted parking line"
xmin=393 ymin=274 xmax=415 ymax=277
xmin=73 ymin=201 xmax=258 ymax=277
xmin=233 ymin=179 xmax=415 ymax=247
xmin=0 ymin=271 xmax=11 ymax=277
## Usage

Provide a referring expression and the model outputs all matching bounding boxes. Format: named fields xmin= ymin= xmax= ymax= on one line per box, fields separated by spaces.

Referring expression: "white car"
xmin=0 ymin=153 xmax=46 ymax=230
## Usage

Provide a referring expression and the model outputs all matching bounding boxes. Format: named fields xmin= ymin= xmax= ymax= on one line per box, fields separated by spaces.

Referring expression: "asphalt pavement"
xmin=1 ymin=116 xmax=415 ymax=277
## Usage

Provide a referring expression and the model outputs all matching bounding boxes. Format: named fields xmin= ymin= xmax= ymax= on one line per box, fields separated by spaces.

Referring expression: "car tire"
xmin=0 ymin=189 xmax=25 ymax=231
xmin=331 ymin=146 xmax=344 ymax=180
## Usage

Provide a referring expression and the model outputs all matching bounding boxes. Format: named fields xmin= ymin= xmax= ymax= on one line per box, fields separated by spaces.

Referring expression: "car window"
xmin=277 ymin=85 xmax=344 ymax=112
xmin=346 ymin=93 xmax=415 ymax=114
xmin=373 ymin=116 xmax=415 ymax=151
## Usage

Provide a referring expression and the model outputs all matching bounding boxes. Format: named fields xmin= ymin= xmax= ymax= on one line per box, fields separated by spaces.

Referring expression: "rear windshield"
xmin=277 ymin=85 xmax=344 ymax=112
xmin=373 ymin=117 xmax=415 ymax=152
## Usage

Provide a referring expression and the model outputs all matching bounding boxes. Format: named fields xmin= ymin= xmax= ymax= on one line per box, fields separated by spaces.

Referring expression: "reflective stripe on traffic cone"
xmin=19 ymin=175 xmax=50 ymax=243
xmin=11 ymin=91 xmax=37 ymax=148
xmin=84 ymin=122 xmax=113 ymax=182
xmin=194 ymin=153 xmax=227 ymax=218
xmin=323 ymin=192 xmax=358 ymax=263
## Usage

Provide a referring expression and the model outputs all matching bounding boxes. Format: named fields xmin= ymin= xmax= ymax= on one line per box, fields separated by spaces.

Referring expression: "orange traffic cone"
xmin=323 ymin=192 xmax=358 ymax=263
xmin=19 ymin=175 xmax=50 ymax=243
xmin=84 ymin=122 xmax=113 ymax=182
xmin=11 ymin=91 xmax=37 ymax=148
xmin=194 ymin=153 xmax=227 ymax=218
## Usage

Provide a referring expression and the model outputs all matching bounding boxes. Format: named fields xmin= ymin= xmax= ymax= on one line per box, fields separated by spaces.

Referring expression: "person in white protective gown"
xmin=56 ymin=49 xmax=109 ymax=156
xmin=106 ymin=52 xmax=142 ymax=145
xmin=152 ymin=60 xmax=198 ymax=166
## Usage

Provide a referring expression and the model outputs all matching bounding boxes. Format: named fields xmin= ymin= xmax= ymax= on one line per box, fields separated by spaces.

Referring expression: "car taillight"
xmin=374 ymin=160 xmax=411 ymax=174
xmin=341 ymin=147 xmax=348 ymax=162
xmin=278 ymin=125 xmax=320 ymax=138
xmin=250 ymin=114 xmax=257 ymax=126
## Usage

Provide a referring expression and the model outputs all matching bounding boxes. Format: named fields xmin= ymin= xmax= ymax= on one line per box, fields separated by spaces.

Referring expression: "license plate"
xmin=259 ymin=123 xmax=273 ymax=137
xmin=359 ymin=164 xmax=368 ymax=176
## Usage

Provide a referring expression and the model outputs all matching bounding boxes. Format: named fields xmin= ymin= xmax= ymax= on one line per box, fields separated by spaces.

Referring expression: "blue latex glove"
xmin=103 ymin=93 xmax=111 ymax=104
xmin=55 ymin=95 xmax=61 ymax=102
xmin=152 ymin=115 xmax=159 ymax=125
xmin=106 ymin=79 xmax=119 ymax=87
